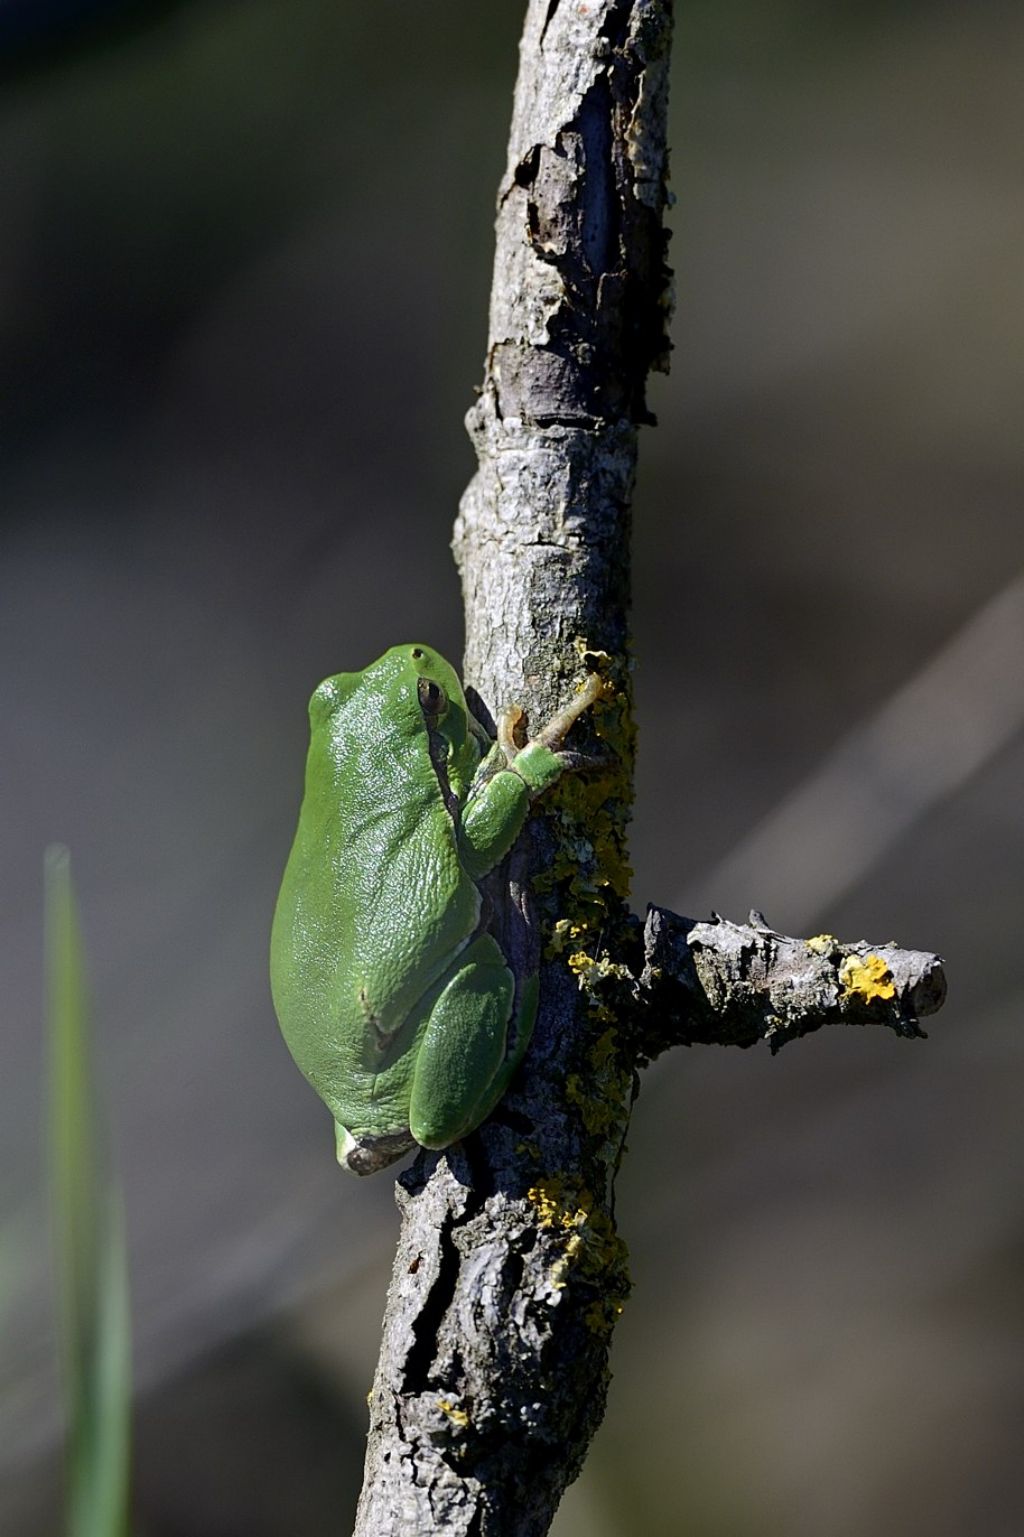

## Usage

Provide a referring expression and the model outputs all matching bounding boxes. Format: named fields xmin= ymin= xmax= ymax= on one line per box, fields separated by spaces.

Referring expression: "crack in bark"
xmin=538 ymin=0 xmax=561 ymax=49
xmin=402 ymin=1212 xmax=464 ymax=1394
xmin=598 ymin=0 xmax=635 ymax=52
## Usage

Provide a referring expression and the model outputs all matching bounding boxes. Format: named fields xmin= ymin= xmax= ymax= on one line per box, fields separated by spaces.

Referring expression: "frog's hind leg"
xmin=470 ymin=970 xmax=537 ymax=1126
xmin=409 ymin=934 xmax=534 ymax=1151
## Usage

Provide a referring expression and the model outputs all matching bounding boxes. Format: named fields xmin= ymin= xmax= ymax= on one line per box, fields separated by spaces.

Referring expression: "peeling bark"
xmin=351 ymin=3 xmax=946 ymax=1533
xmin=454 ymin=0 xmax=672 ymax=712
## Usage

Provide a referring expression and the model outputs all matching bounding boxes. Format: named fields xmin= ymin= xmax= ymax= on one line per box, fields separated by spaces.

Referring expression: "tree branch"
xmin=354 ymin=7 xmax=671 ymax=1533
xmin=350 ymin=3 xmax=946 ymax=1533
xmin=639 ymin=907 xmax=947 ymax=1054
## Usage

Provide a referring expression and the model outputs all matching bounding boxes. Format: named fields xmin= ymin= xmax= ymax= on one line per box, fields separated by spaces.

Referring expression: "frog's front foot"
xmin=499 ymin=674 xmax=605 ymax=762
xmin=335 ymin=1121 xmax=416 ymax=1176
xmin=534 ymin=673 xmax=605 ymax=751
xmin=498 ymin=704 xmax=526 ymax=760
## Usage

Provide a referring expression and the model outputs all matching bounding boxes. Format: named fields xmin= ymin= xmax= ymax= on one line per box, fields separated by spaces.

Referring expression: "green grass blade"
xmin=45 ymin=847 xmax=132 ymax=1537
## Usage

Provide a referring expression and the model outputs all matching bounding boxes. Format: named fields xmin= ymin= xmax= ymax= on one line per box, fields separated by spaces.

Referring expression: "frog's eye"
xmin=417 ymin=676 xmax=448 ymax=721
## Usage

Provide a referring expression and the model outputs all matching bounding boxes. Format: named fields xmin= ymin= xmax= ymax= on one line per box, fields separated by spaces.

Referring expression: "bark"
xmin=351 ymin=4 xmax=945 ymax=1534
xmin=640 ymin=907 xmax=947 ymax=1054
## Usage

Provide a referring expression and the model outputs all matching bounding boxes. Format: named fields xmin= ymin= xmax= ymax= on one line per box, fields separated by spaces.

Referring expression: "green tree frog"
xmin=270 ymin=644 xmax=601 ymax=1174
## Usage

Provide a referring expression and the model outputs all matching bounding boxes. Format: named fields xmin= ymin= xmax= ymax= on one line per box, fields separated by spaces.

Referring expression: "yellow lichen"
xmin=550 ymin=1231 xmax=585 ymax=1290
xmin=806 ymin=933 xmax=837 ymax=954
xmin=589 ymin=1029 xmax=618 ymax=1071
xmin=574 ymin=639 xmax=612 ymax=667
xmin=567 ymin=949 xmax=595 ymax=978
xmin=566 ymin=1069 xmax=622 ymax=1138
xmin=839 ymin=952 xmax=896 ymax=1002
xmin=526 ymin=1178 xmax=630 ymax=1312
xmin=527 ymin=1178 xmax=590 ymax=1232
xmin=584 ymin=1297 xmax=625 ymax=1335
xmin=561 ymin=941 xmax=632 ymax=1025
xmin=547 ymin=918 xmax=592 ymax=957
xmin=532 ymin=642 xmax=635 ymax=907
xmin=437 ymin=1399 xmax=470 ymax=1428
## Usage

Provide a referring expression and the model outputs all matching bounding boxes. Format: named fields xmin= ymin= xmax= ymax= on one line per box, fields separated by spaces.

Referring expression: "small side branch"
xmin=640 ymin=907 xmax=947 ymax=1055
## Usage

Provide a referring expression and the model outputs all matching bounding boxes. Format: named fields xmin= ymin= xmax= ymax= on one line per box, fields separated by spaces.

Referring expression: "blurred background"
xmin=2 ymin=1 xmax=1022 ymax=1532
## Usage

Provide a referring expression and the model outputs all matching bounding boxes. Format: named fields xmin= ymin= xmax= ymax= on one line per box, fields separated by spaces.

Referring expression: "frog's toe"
xmin=335 ymin=1121 xmax=415 ymax=1176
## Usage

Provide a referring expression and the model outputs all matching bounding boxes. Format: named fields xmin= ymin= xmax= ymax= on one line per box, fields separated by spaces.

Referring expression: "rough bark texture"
xmin=351 ymin=4 xmax=945 ymax=1534
xmin=640 ymin=907 xmax=947 ymax=1054
xmin=455 ymin=0 xmax=672 ymax=715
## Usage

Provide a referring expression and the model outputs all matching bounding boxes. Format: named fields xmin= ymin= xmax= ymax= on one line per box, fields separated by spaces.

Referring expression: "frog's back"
xmin=270 ymin=670 xmax=480 ymax=1117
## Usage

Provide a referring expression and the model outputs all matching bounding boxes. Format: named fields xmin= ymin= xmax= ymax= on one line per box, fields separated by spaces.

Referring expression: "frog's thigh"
xmin=409 ymin=934 xmax=515 ymax=1150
